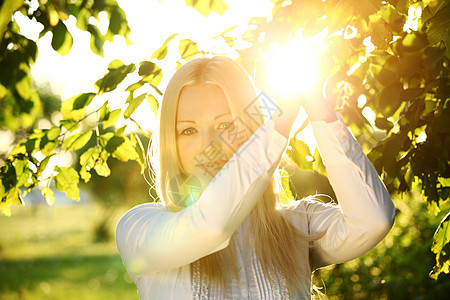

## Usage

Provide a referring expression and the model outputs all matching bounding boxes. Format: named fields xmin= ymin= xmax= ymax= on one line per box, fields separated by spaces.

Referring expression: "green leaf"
xmin=24 ymin=37 xmax=38 ymax=62
xmin=379 ymin=3 xmax=405 ymax=31
xmin=42 ymin=187 xmax=55 ymax=205
xmin=38 ymin=155 xmax=53 ymax=175
xmin=62 ymin=131 xmax=93 ymax=151
xmin=24 ymin=139 xmax=37 ymax=155
xmin=47 ymin=127 xmax=61 ymax=140
xmin=94 ymin=156 xmax=111 ymax=177
xmin=151 ymin=33 xmax=178 ymax=60
xmin=73 ymin=92 xmax=95 ymax=110
xmin=115 ymin=126 xmax=126 ymax=136
xmin=108 ymin=59 xmax=125 ymax=69
xmin=99 ymin=101 xmax=110 ymax=121
xmin=138 ymin=61 xmax=155 ymax=76
xmin=124 ymin=93 xmax=146 ymax=118
xmin=179 ymin=39 xmax=199 ymax=59
xmin=0 ymin=83 xmax=7 ymax=99
xmin=0 ymin=187 xmax=22 ymax=217
xmin=42 ymin=141 xmax=57 ymax=157
xmin=51 ymin=21 xmax=73 ymax=56
xmin=432 ymin=107 xmax=450 ymax=133
xmin=113 ymin=136 xmax=139 ymax=162
xmin=397 ymin=55 xmax=422 ymax=78
xmin=280 ymin=169 xmax=294 ymax=203
xmin=105 ymin=135 xmax=125 ymax=153
xmin=80 ymin=147 xmax=100 ymax=168
xmin=430 ymin=212 xmax=450 ymax=279
xmin=95 ymin=62 xmax=135 ymax=93
xmin=14 ymin=159 xmax=30 ymax=187
xmin=378 ymin=82 xmax=403 ymax=117
xmin=108 ymin=6 xmax=123 ymax=35
xmin=185 ymin=0 xmax=228 ymax=17
xmin=287 ymin=138 xmax=313 ymax=170
xmin=87 ymin=24 xmax=104 ymax=56
xmin=423 ymin=46 xmax=446 ymax=70
xmin=125 ymin=81 xmax=144 ymax=94
xmin=369 ymin=16 xmax=393 ymax=50
xmin=79 ymin=168 xmax=91 ymax=183
xmin=401 ymin=32 xmax=429 ymax=51
xmin=2 ymin=160 xmax=17 ymax=190
xmin=426 ymin=4 xmax=450 ymax=48
xmin=61 ymin=93 xmax=95 ymax=121
xmin=372 ymin=56 xmax=398 ymax=86
xmin=54 ymin=166 xmax=80 ymax=201
xmin=150 ymin=83 xmax=163 ymax=96
xmin=139 ymin=62 xmax=163 ymax=86
xmin=147 ymin=94 xmax=159 ymax=115
xmin=375 ymin=117 xmax=394 ymax=131
xmin=402 ymin=88 xmax=424 ymax=102
xmin=79 ymin=146 xmax=101 ymax=182
xmin=313 ymin=148 xmax=326 ymax=176
xmin=102 ymin=109 xmax=121 ymax=129
xmin=15 ymin=75 xmax=32 ymax=100
xmin=60 ymin=120 xmax=79 ymax=132
xmin=99 ymin=132 xmax=114 ymax=147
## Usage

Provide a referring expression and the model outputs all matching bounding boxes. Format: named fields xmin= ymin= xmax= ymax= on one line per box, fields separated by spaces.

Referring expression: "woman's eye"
xmin=218 ymin=122 xmax=233 ymax=130
xmin=180 ymin=128 xmax=197 ymax=135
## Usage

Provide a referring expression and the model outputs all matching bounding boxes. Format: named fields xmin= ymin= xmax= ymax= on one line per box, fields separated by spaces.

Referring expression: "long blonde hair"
xmin=149 ymin=56 xmax=315 ymax=296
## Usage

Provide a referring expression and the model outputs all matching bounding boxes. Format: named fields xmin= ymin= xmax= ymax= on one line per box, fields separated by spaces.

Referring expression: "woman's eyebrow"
xmin=177 ymin=113 xmax=231 ymax=123
xmin=214 ymin=113 xmax=232 ymax=120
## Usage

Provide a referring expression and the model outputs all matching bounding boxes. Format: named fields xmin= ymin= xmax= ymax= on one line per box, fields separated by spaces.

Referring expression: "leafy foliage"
xmin=229 ymin=0 xmax=450 ymax=279
xmin=185 ymin=0 xmax=228 ymax=17
xmin=313 ymin=192 xmax=450 ymax=298
xmin=0 ymin=0 xmax=131 ymax=134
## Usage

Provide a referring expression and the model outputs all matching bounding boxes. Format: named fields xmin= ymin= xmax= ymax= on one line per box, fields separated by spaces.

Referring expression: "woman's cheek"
xmin=177 ymin=137 xmax=199 ymax=174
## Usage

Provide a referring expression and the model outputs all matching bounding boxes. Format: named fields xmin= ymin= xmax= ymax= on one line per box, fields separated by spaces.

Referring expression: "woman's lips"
xmin=197 ymin=160 xmax=227 ymax=173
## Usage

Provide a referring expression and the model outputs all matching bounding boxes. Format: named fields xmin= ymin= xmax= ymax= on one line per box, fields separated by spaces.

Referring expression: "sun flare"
xmin=263 ymin=36 xmax=323 ymax=98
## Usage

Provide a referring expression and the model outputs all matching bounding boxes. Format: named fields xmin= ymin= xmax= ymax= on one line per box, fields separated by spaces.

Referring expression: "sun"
xmin=262 ymin=36 xmax=324 ymax=98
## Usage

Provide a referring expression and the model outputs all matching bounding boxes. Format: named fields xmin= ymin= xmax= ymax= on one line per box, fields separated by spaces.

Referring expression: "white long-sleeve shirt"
xmin=116 ymin=114 xmax=395 ymax=299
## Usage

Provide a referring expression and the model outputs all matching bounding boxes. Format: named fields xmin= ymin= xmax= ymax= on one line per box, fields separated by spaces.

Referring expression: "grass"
xmin=0 ymin=202 xmax=138 ymax=300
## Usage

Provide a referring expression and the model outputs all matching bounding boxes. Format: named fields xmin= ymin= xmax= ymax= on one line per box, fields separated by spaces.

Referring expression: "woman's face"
xmin=176 ymin=84 xmax=239 ymax=187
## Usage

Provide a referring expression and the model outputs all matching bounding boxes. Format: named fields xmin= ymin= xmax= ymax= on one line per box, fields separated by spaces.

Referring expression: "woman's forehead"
xmin=177 ymin=84 xmax=231 ymax=119
xmin=179 ymin=84 xmax=224 ymax=100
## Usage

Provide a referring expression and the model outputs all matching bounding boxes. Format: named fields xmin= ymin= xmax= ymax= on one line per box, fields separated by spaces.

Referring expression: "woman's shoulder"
xmin=127 ymin=201 xmax=165 ymax=211
xmin=119 ymin=201 xmax=167 ymax=221
xmin=283 ymin=196 xmax=338 ymax=213
xmin=116 ymin=202 xmax=168 ymax=234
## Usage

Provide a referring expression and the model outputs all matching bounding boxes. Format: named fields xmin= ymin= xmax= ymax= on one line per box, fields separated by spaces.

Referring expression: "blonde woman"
xmin=116 ymin=56 xmax=395 ymax=299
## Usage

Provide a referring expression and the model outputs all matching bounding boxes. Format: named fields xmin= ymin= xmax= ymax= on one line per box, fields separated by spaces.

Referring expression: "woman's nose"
xmin=198 ymin=129 xmax=227 ymax=162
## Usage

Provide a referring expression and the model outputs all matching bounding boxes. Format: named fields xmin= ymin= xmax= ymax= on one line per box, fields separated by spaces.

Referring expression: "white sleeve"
xmin=304 ymin=113 xmax=395 ymax=269
xmin=115 ymin=120 xmax=287 ymax=276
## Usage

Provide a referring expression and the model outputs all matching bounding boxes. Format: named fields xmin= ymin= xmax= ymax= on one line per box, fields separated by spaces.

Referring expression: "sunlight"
xmin=403 ymin=4 xmax=422 ymax=32
xmin=263 ymin=35 xmax=324 ymax=98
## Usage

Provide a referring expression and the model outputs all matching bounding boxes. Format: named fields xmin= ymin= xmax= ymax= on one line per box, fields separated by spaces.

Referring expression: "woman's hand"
xmin=299 ymin=51 xmax=337 ymax=123
xmin=300 ymin=83 xmax=337 ymax=123
xmin=255 ymin=55 xmax=337 ymax=138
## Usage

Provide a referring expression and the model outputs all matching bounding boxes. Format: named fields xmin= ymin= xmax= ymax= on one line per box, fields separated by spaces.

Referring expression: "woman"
xmin=116 ymin=56 xmax=395 ymax=299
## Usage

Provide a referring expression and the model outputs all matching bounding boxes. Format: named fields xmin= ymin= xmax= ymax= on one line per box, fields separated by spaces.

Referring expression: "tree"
xmin=1 ymin=0 xmax=449 ymax=280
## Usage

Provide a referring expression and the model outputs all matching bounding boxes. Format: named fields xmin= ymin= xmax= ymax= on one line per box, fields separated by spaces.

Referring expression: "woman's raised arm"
xmin=115 ymin=119 xmax=287 ymax=276
xmin=289 ymin=111 xmax=395 ymax=269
